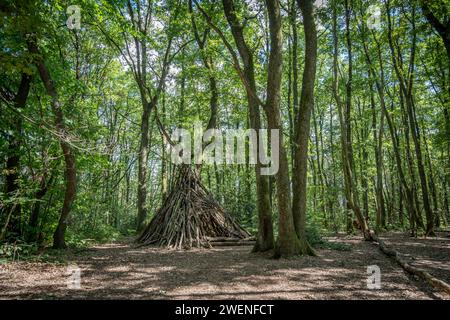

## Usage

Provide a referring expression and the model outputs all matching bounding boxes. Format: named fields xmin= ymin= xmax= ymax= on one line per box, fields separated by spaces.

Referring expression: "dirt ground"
xmin=0 ymin=234 xmax=448 ymax=300
xmin=380 ymin=231 xmax=450 ymax=285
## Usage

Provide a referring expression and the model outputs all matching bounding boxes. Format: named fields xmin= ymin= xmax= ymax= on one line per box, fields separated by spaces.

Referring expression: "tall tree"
xmin=291 ymin=0 xmax=317 ymax=255
xmin=220 ymin=0 xmax=275 ymax=252
xmin=420 ymin=0 xmax=450 ymax=210
xmin=332 ymin=0 xmax=371 ymax=240
xmin=27 ymin=37 xmax=77 ymax=249
xmin=263 ymin=0 xmax=301 ymax=257
xmin=0 ymin=73 xmax=32 ymax=238
xmin=96 ymin=1 xmax=178 ymax=231
xmin=386 ymin=0 xmax=434 ymax=235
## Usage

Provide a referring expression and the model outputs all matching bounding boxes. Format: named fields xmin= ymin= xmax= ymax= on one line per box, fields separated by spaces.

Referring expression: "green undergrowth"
xmin=0 ymin=240 xmax=67 ymax=264
xmin=306 ymin=223 xmax=351 ymax=251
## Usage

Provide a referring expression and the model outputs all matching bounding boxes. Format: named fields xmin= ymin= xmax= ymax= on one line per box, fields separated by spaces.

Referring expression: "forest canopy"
xmin=0 ymin=0 xmax=449 ymax=260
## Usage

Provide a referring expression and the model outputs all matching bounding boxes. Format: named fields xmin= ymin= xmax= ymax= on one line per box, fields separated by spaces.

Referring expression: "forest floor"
xmin=0 ymin=232 xmax=449 ymax=300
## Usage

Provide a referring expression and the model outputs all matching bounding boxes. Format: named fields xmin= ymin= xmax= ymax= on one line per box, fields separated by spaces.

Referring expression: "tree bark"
xmin=332 ymin=0 xmax=371 ymax=240
xmin=27 ymin=171 xmax=54 ymax=242
xmin=386 ymin=0 xmax=434 ymax=235
xmin=291 ymin=0 xmax=316 ymax=256
xmin=136 ymin=102 xmax=150 ymax=231
xmin=263 ymin=0 xmax=301 ymax=257
xmin=27 ymin=37 xmax=77 ymax=249
xmin=1 ymin=73 xmax=31 ymax=238
xmin=359 ymin=19 xmax=420 ymax=234
xmin=420 ymin=0 xmax=450 ymax=220
xmin=369 ymin=79 xmax=386 ymax=231
xmin=222 ymin=0 xmax=274 ymax=252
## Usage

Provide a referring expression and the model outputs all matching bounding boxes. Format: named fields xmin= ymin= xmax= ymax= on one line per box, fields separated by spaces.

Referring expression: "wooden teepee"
xmin=137 ymin=165 xmax=250 ymax=249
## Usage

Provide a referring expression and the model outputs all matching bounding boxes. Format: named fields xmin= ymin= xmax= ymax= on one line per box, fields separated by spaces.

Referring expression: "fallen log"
xmin=206 ymin=236 xmax=256 ymax=242
xmin=372 ymin=234 xmax=450 ymax=296
xmin=211 ymin=241 xmax=256 ymax=247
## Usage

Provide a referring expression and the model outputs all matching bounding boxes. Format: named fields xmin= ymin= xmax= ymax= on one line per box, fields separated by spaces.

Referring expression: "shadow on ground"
xmin=0 ymin=235 xmax=447 ymax=300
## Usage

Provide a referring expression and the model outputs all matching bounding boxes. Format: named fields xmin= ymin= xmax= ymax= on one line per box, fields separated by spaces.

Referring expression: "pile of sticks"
xmin=137 ymin=165 xmax=249 ymax=249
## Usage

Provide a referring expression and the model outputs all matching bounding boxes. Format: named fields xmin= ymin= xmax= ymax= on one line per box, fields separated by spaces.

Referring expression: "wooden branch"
xmin=193 ymin=0 xmax=266 ymax=109
xmin=419 ymin=0 xmax=447 ymax=37
xmin=211 ymin=241 xmax=256 ymax=247
xmin=154 ymin=105 xmax=175 ymax=147
xmin=372 ymin=234 xmax=450 ymax=296
xmin=137 ymin=166 xmax=250 ymax=249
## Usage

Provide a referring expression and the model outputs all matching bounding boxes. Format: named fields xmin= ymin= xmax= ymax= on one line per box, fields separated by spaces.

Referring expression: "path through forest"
xmin=0 ymin=233 xmax=448 ymax=300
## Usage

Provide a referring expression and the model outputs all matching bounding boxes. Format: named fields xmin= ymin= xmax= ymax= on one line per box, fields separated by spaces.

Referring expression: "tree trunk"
xmin=370 ymin=80 xmax=386 ymax=231
xmin=332 ymin=0 xmax=371 ymax=240
xmin=386 ymin=1 xmax=434 ymax=235
xmin=1 ymin=73 xmax=31 ymax=238
xmin=222 ymin=0 xmax=274 ymax=252
xmin=136 ymin=103 xmax=150 ymax=231
xmin=360 ymin=22 xmax=422 ymax=235
xmin=263 ymin=0 xmax=300 ymax=257
xmin=27 ymin=37 xmax=77 ymax=249
xmin=28 ymin=172 xmax=54 ymax=242
xmin=291 ymin=0 xmax=317 ymax=256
